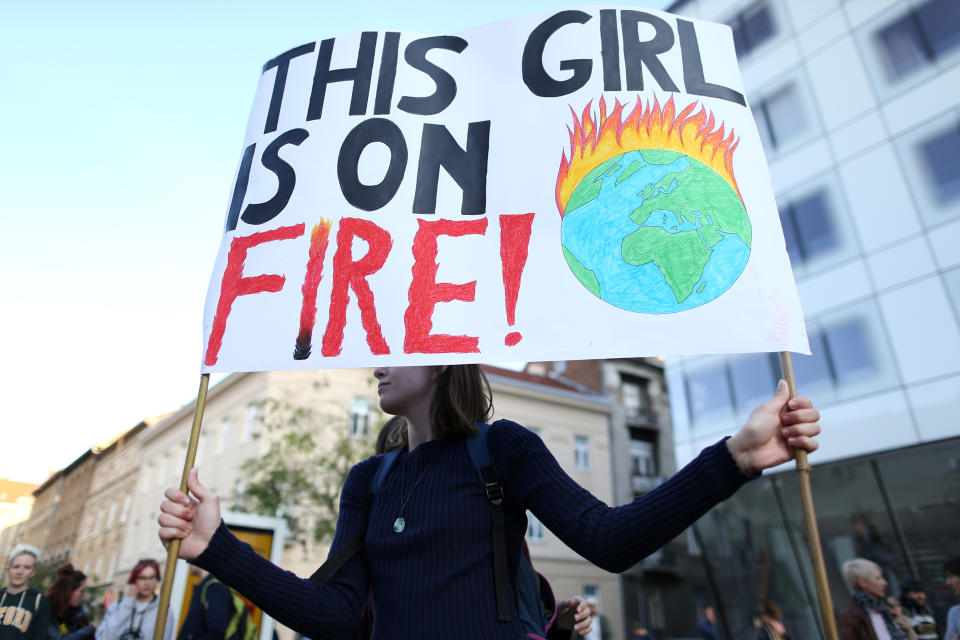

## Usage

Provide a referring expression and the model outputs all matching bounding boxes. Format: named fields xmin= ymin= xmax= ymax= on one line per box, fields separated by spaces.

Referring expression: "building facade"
xmin=664 ymin=0 xmax=960 ymax=637
xmin=72 ymin=422 xmax=149 ymax=591
xmin=0 ymin=479 xmax=37 ymax=565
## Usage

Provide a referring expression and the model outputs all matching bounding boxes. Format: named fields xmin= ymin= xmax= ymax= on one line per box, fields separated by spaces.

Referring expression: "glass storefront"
xmin=693 ymin=437 xmax=960 ymax=640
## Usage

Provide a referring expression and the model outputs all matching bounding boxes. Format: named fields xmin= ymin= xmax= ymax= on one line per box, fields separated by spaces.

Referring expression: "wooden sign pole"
xmin=153 ymin=373 xmax=211 ymax=640
xmin=779 ymin=352 xmax=838 ymax=640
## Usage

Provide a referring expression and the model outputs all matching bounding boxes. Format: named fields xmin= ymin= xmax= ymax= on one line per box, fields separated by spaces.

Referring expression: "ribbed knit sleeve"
xmin=489 ymin=420 xmax=754 ymax=573
xmin=192 ymin=458 xmax=376 ymax=639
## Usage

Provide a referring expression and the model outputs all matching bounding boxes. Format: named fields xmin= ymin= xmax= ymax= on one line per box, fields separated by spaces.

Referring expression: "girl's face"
xmin=69 ymin=582 xmax=86 ymax=607
xmin=373 ymin=366 xmax=439 ymax=417
xmin=134 ymin=568 xmax=159 ymax=599
xmin=6 ymin=553 xmax=36 ymax=590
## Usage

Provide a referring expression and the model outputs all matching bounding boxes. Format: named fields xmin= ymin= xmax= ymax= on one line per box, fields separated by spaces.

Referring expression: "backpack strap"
xmin=309 ymin=451 xmax=399 ymax=589
xmin=466 ymin=423 xmax=511 ymax=623
xmin=370 ymin=450 xmax=400 ymax=496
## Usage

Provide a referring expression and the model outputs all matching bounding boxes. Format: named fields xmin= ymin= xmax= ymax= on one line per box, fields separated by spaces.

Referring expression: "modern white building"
xmin=662 ymin=0 xmax=960 ymax=637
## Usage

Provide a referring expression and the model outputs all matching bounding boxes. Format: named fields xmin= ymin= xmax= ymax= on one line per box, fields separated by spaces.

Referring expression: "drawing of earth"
xmin=561 ymin=149 xmax=752 ymax=314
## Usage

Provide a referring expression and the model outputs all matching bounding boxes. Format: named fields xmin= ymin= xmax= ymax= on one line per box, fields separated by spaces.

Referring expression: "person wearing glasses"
xmin=95 ymin=560 xmax=173 ymax=640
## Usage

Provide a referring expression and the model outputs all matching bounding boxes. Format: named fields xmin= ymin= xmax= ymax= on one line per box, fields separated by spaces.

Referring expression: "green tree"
xmin=231 ymin=394 xmax=378 ymax=549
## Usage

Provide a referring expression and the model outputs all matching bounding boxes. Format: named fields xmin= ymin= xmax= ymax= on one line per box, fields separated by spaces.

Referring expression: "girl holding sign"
xmin=158 ymin=365 xmax=821 ymax=640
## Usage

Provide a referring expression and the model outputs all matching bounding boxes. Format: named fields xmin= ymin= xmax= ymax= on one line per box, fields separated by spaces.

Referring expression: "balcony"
xmin=624 ymin=408 xmax=659 ymax=428
xmin=631 ymin=474 xmax=664 ymax=493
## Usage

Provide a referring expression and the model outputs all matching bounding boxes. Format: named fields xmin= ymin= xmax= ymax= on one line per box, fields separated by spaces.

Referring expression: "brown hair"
xmin=430 ymin=365 xmax=493 ymax=440
xmin=46 ymin=564 xmax=86 ymax=618
xmin=127 ymin=558 xmax=161 ymax=585
xmin=376 ymin=416 xmax=408 ymax=455
xmin=762 ymin=600 xmax=782 ymax=621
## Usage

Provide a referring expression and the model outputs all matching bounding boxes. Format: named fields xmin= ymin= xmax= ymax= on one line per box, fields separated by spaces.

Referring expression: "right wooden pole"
xmin=779 ymin=352 xmax=839 ymax=640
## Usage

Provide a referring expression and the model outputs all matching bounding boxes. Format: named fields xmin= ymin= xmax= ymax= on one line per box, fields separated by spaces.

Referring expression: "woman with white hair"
xmin=839 ymin=558 xmax=905 ymax=640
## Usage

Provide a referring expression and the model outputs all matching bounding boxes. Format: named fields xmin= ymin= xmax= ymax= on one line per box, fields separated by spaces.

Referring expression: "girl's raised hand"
xmin=726 ymin=379 xmax=821 ymax=475
xmin=157 ymin=469 xmax=220 ymax=560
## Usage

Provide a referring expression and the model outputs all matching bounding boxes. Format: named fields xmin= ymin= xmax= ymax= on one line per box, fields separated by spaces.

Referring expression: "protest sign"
xmin=201 ymin=6 xmax=809 ymax=373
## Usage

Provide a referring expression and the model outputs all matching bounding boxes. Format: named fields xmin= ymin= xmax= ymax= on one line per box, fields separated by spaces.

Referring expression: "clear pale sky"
xmin=2 ymin=0 xmax=668 ymax=483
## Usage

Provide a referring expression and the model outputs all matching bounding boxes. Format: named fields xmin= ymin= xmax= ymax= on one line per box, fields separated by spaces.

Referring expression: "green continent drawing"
xmin=560 ymin=148 xmax=751 ymax=313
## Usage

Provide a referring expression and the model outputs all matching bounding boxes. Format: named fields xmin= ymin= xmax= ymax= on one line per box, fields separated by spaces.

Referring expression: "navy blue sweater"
xmin=195 ymin=420 xmax=752 ymax=639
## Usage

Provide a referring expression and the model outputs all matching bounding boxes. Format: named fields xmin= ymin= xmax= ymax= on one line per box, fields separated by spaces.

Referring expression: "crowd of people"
xmin=0 ymin=548 xmax=174 ymax=640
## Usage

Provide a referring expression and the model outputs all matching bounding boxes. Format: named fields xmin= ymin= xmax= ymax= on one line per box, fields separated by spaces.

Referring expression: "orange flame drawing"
xmin=556 ymin=95 xmax=741 ymax=216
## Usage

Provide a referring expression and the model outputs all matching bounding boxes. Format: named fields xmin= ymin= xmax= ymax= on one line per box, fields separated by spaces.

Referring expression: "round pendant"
xmin=393 ymin=516 xmax=406 ymax=533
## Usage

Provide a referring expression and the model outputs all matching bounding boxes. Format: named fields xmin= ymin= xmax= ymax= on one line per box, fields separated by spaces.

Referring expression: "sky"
xmin=2 ymin=0 xmax=673 ymax=483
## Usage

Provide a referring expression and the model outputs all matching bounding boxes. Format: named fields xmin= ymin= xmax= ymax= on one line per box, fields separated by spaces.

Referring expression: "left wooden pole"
xmin=153 ymin=373 xmax=211 ymax=640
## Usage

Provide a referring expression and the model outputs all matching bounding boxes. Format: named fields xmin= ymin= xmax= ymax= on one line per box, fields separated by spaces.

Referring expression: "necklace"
xmin=393 ymin=454 xmax=429 ymax=533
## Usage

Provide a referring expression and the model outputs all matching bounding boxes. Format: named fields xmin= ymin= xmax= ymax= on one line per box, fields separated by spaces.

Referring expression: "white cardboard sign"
xmin=201 ymin=6 xmax=809 ymax=373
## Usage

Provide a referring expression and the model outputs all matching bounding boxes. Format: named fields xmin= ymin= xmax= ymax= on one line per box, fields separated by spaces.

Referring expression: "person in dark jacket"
xmin=46 ymin=565 xmax=93 ymax=640
xmin=698 ymin=606 xmax=718 ymax=640
xmin=838 ymin=558 xmax=906 ymax=640
xmin=1 ymin=547 xmax=51 ymax=640
xmin=176 ymin=570 xmax=231 ymax=640
xmin=898 ymin=579 xmax=937 ymax=640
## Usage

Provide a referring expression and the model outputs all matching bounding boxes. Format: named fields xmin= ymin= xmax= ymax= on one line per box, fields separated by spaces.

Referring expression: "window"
xmin=792 ymin=330 xmax=832 ymax=387
xmin=95 ymin=508 xmax=105 ymax=535
xmin=108 ymin=551 xmax=119 ymax=581
xmin=526 ymin=511 xmax=545 ymax=543
xmin=349 ymin=397 xmax=371 ymax=438
xmin=120 ymin=495 xmax=132 ymax=524
xmin=630 ymin=439 xmax=658 ymax=493
xmin=242 ymin=404 xmax=259 ymax=442
xmin=875 ymin=0 xmax=960 ymax=79
xmin=753 ymin=83 xmax=808 ymax=151
xmin=196 ymin=434 xmax=206 ymax=466
xmin=919 ymin=123 xmax=960 ymax=204
xmin=795 ymin=318 xmax=875 ymax=388
xmin=823 ymin=319 xmax=874 ymax=382
xmin=574 ymin=436 xmax=590 ymax=471
xmin=583 ymin=585 xmax=601 ymax=610
xmin=630 ymin=440 xmax=656 ymax=478
xmin=779 ymin=190 xmax=838 ymax=264
xmin=685 ymin=364 xmax=733 ymax=422
xmin=218 ymin=418 xmax=231 ymax=457
xmin=647 ymin=586 xmax=666 ymax=628
xmin=106 ymin=502 xmax=117 ymax=529
xmin=94 ymin=554 xmax=104 ymax=580
xmin=730 ymin=2 xmax=776 ymax=58
xmin=621 ymin=376 xmax=648 ymax=418
xmin=729 ymin=353 xmax=777 ymax=410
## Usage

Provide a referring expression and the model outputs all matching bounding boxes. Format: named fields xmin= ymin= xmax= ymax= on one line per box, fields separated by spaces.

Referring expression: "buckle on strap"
xmin=484 ymin=480 xmax=504 ymax=505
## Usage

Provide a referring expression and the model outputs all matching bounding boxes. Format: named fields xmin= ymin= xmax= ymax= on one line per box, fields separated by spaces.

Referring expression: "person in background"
xmin=839 ymin=558 xmax=905 ymax=640
xmin=631 ymin=622 xmax=656 ymax=640
xmin=757 ymin=601 xmax=789 ymax=640
xmin=46 ymin=565 xmax=93 ymax=640
xmin=177 ymin=569 xmax=230 ymax=640
xmin=698 ymin=606 xmax=718 ymax=640
xmin=898 ymin=579 xmax=937 ymax=640
xmin=95 ymin=560 xmax=173 ymax=640
xmin=944 ymin=559 xmax=960 ymax=640
xmin=0 ymin=546 xmax=51 ymax=640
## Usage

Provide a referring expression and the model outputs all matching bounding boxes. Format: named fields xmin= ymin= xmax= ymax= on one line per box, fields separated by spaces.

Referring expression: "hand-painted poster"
xmin=201 ymin=6 xmax=809 ymax=373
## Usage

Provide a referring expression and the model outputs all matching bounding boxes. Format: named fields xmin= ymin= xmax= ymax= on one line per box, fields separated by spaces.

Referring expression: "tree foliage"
xmin=232 ymin=393 xmax=377 ymax=548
